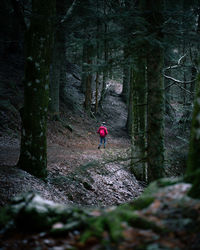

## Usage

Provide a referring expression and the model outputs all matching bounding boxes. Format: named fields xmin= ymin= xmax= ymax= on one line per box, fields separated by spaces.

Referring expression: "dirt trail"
xmin=0 ymin=81 xmax=144 ymax=207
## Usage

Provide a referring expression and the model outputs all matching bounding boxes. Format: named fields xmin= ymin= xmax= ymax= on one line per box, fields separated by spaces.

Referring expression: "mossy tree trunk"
xmin=122 ymin=46 xmax=130 ymax=104
xmin=100 ymin=40 xmax=108 ymax=105
xmin=145 ymin=0 xmax=165 ymax=183
xmin=164 ymin=54 xmax=171 ymax=116
xmin=190 ymin=66 xmax=196 ymax=102
xmin=185 ymin=72 xmax=200 ymax=198
xmin=18 ymin=0 xmax=55 ymax=179
xmin=84 ymin=43 xmax=93 ymax=113
xmin=95 ymin=70 xmax=99 ymax=114
xmin=131 ymin=57 xmax=147 ymax=181
xmin=81 ymin=42 xmax=87 ymax=94
xmin=147 ymin=50 xmax=164 ymax=182
xmin=95 ymin=1 xmax=100 ymax=114
xmin=184 ymin=3 xmax=200 ymax=198
xmin=49 ymin=35 xmax=61 ymax=120
xmin=99 ymin=1 xmax=108 ymax=106
xmin=126 ymin=66 xmax=134 ymax=135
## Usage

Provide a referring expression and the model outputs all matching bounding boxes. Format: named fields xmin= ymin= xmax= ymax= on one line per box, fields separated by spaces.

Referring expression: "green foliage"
xmin=2 ymin=192 xmax=166 ymax=244
xmin=81 ymin=216 xmax=106 ymax=242
xmin=0 ymin=206 xmax=12 ymax=230
xmin=2 ymin=181 xmax=200 ymax=247
xmin=187 ymin=169 xmax=200 ymax=199
xmin=131 ymin=196 xmax=155 ymax=210
xmin=143 ymin=177 xmax=182 ymax=196
xmin=105 ymin=213 xmax=123 ymax=241
xmin=7 ymin=193 xmax=91 ymax=232
xmin=81 ymin=205 xmax=165 ymax=243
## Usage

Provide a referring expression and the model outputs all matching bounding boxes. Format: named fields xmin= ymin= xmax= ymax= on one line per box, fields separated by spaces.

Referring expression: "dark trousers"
xmin=99 ymin=137 xmax=106 ymax=148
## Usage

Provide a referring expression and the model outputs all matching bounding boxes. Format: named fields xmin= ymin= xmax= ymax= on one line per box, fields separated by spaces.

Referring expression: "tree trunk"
xmin=190 ymin=66 xmax=197 ymax=102
xmin=164 ymin=54 xmax=171 ymax=116
xmin=131 ymin=57 xmax=147 ymax=181
xmin=49 ymin=37 xmax=61 ymax=120
xmin=147 ymin=48 xmax=164 ymax=182
xmin=122 ymin=47 xmax=130 ymax=104
xmin=81 ymin=43 xmax=87 ymax=94
xmin=95 ymin=71 xmax=99 ymax=113
xmin=84 ymin=44 xmax=93 ymax=113
xmin=18 ymin=0 xmax=55 ymax=179
xmin=99 ymin=2 xmax=108 ymax=106
xmin=49 ymin=0 xmax=68 ymax=120
xmin=145 ymin=0 xmax=165 ymax=183
xmin=95 ymin=2 xmax=100 ymax=114
xmin=100 ymin=43 xmax=108 ymax=105
xmin=126 ymin=66 xmax=134 ymax=135
xmin=185 ymin=71 xmax=200 ymax=198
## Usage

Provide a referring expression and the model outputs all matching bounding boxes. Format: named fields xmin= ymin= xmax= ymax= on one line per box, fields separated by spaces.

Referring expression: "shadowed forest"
xmin=0 ymin=0 xmax=200 ymax=249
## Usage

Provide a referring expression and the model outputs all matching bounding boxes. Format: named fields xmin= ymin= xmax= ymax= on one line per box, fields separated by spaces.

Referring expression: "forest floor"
xmin=1 ymin=71 xmax=199 ymax=249
xmin=1 ymin=117 xmax=200 ymax=250
xmin=0 ymin=80 xmax=144 ymax=208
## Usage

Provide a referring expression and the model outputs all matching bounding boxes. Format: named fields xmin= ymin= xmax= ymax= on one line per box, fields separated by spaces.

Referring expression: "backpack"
xmin=99 ymin=127 xmax=106 ymax=137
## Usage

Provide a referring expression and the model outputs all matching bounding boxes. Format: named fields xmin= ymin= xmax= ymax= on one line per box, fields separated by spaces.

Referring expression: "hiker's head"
xmin=102 ymin=122 xmax=106 ymax=126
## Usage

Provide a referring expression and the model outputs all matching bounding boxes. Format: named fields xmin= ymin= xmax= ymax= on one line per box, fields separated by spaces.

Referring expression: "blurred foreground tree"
xmin=185 ymin=8 xmax=200 ymax=198
xmin=186 ymin=67 xmax=200 ymax=198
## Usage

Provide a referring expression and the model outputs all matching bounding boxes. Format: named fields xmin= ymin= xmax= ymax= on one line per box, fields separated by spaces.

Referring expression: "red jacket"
xmin=97 ymin=126 xmax=108 ymax=137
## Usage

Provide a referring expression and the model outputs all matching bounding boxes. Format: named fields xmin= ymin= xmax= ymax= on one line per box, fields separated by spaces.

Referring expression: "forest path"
xmin=0 ymin=81 xmax=144 ymax=207
xmin=47 ymin=81 xmax=143 ymax=206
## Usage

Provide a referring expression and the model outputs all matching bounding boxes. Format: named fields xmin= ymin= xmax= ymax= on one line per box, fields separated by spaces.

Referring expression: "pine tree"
xmin=185 ymin=71 xmax=200 ymax=198
xmin=145 ymin=0 xmax=165 ymax=182
xmin=49 ymin=0 xmax=75 ymax=120
xmin=18 ymin=0 xmax=56 ymax=179
xmin=131 ymin=56 xmax=147 ymax=181
xmin=122 ymin=46 xmax=130 ymax=104
xmin=185 ymin=5 xmax=200 ymax=198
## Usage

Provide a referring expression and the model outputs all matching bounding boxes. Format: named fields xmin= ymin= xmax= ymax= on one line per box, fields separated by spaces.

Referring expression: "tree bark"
xmin=131 ymin=57 xmax=147 ymax=181
xmin=49 ymin=36 xmax=61 ymax=120
xmin=84 ymin=44 xmax=93 ymax=113
xmin=185 ymin=72 xmax=200 ymax=198
xmin=145 ymin=0 xmax=165 ymax=182
xmin=185 ymin=7 xmax=200 ymax=197
xmin=18 ymin=0 xmax=55 ymax=179
xmin=95 ymin=1 xmax=100 ymax=114
xmin=122 ymin=46 xmax=130 ymax=104
xmin=99 ymin=1 xmax=108 ymax=106
xmin=49 ymin=0 xmax=68 ymax=120
xmin=147 ymin=48 xmax=164 ymax=182
xmin=126 ymin=66 xmax=134 ymax=135
xmin=81 ymin=42 xmax=87 ymax=94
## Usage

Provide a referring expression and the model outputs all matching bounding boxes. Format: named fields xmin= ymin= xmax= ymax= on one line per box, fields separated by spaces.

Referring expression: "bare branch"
xmin=61 ymin=0 xmax=77 ymax=23
xmin=178 ymin=53 xmax=187 ymax=64
xmin=164 ymin=52 xmax=187 ymax=71
xmin=165 ymin=82 xmax=175 ymax=89
xmin=163 ymin=74 xmax=194 ymax=95
xmin=164 ymin=64 xmax=180 ymax=70
xmin=163 ymin=73 xmax=196 ymax=85
xmin=174 ymin=82 xmax=194 ymax=95
xmin=170 ymin=81 xmax=194 ymax=95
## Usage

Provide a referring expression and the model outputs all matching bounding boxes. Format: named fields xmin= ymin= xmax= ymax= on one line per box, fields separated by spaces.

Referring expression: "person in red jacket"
xmin=97 ymin=122 xmax=108 ymax=149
